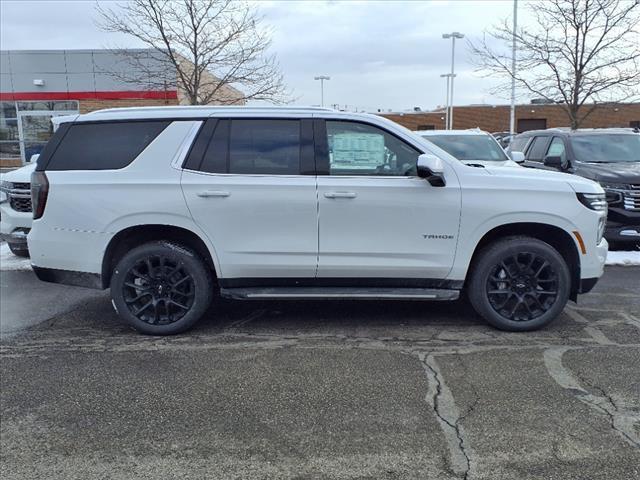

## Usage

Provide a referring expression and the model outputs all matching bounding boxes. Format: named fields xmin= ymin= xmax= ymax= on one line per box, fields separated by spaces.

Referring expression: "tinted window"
xmin=228 ymin=120 xmax=300 ymax=174
xmin=526 ymin=136 xmax=549 ymax=162
xmin=509 ymin=136 xmax=530 ymax=152
xmin=423 ymin=134 xmax=508 ymax=161
xmin=546 ymin=137 xmax=567 ymax=164
xmin=570 ymin=134 xmax=640 ymax=163
xmin=46 ymin=121 xmax=169 ymax=170
xmin=325 ymin=121 xmax=420 ymax=176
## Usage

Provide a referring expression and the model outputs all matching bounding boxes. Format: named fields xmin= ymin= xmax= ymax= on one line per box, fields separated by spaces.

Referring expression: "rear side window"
xmin=46 ymin=121 xmax=169 ymax=170
xmin=185 ymin=119 xmax=302 ymax=175
xmin=229 ymin=120 xmax=300 ymax=174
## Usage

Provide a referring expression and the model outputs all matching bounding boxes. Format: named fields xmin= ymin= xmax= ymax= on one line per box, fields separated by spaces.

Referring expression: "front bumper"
xmin=0 ymin=202 xmax=32 ymax=243
xmin=604 ymin=225 xmax=640 ymax=244
xmin=605 ymin=207 xmax=640 ymax=243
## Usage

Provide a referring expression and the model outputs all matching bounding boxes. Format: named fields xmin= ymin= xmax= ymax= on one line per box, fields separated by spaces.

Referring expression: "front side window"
xmin=228 ymin=120 xmax=300 ymax=174
xmin=46 ymin=121 xmax=169 ymax=170
xmin=526 ymin=136 xmax=549 ymax=162
xmin=546 ymin=137 xmax=567 ymax=164
xmin=326 ymin=121 xmax=420 ymax=176
xmin=424 ymin=134 xmax=508 ymax=161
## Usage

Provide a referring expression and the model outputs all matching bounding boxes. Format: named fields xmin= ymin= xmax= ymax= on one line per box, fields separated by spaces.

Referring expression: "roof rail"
xmin=85 ymin=105 xmax=335 ymax=115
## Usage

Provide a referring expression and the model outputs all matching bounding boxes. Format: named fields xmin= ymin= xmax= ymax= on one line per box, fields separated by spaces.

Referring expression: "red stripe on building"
xmin=0 ymin=90 xmax=178 ymax=101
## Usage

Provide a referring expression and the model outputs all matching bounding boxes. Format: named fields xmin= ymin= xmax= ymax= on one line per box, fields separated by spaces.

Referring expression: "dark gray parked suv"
xmin=510 ymin=128 xmax=639 ymax=247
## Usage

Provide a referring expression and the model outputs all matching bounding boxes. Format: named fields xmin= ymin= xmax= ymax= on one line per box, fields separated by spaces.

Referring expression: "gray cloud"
xmin=1 ymin=0 xmax=531 ymax=111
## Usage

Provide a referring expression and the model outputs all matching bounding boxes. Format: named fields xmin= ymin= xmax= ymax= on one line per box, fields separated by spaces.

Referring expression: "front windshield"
xmin=571 ymin=134 xmax=640 ymax=163
xmin=423 ymin=134 xmax=509 ymax=161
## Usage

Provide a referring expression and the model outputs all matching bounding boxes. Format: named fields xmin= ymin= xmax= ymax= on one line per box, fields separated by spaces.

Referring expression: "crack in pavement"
xmin=543 ymin=347 xmax=640 ymax=449
xmin=417 ymin=352 xmax=474 ymax=480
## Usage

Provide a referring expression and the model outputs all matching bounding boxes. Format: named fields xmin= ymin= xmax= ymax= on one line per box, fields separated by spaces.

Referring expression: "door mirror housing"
xmin=417 ymin=154 xmax=446 ymax=186
xmin=29 ymin=154 xmax=40 ymax=163
xmin=509 ymin=151 xmax=525 ymax=164
xmin=544 ymin=155 xmax=565 ymax=169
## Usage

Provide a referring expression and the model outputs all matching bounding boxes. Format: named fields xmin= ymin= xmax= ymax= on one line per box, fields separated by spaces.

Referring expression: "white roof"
xmin=81 ymin=105 xmax=334 ymax=120
xmin=417 ymin=129 xmax=490 ymax=136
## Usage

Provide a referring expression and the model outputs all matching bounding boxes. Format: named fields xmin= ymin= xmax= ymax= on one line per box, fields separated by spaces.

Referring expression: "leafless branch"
xmin=96 ymin=0 xmax=291 ymax=105
xmin=469 ymin=0 xmax=640 ymax=129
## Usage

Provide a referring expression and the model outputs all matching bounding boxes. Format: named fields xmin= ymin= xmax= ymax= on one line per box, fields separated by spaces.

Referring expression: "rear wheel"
xmin=111 ymin=241 xmax=213 ymax=335
xmin=468 ymin=237 xmax=571 ymax=331
xmin=8 ymin=243 xmax=29 ymax=257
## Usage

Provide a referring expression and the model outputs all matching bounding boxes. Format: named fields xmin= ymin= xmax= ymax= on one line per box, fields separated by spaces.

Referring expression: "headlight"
xmin=0 ymin=191 xmax=6 ymax=204
xmin=0 ymin=180 xmax=11 ymax=191
xmin=576 ymin=192 xmax=607 ymax=212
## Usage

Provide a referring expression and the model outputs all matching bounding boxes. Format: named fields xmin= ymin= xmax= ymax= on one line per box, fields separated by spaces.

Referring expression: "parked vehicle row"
xmin=418 ymin=129 xmax=523 ymax=167
xmin=0 ymin=159 xmax=37 ymax=257
xmin=27 ymin=106 xmax=607 ymax=335
xmin=508 ymin=128 xmax=639 ymax=247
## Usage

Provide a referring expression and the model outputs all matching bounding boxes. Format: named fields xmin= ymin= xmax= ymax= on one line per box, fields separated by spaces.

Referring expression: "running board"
xmin=220 ymin=287 xmax=460 ymax=301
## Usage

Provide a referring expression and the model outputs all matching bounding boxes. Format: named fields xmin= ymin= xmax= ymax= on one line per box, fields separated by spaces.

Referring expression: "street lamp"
xmin=442 ymin=31 xmax=464 ymax=130
xmin=314 ymin=75 xmax=330 ymax=107
xmin=440 ymin=73 xmax=456 ymax=130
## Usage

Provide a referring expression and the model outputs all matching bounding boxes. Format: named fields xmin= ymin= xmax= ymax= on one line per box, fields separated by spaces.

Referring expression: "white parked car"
xmin=0 ymin=159 xmax=37 ymax=257
xmin=29 ymin=106 xmax=607 ymax=335
xmin=418 ymin=129 xmax=524 ymax=167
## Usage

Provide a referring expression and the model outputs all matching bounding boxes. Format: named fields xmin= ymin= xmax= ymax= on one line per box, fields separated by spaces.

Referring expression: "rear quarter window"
xmin=45 ymin=121 xmax=169 ymax=170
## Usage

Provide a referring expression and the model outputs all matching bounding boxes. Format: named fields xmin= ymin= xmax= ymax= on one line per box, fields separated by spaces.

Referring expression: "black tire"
xmin=467 ymin=236 xmax=571 ymax=331
xmin=8 ymin=243 xmax=29 ymax=257
xmin=111 ymin=241 xmax=213 ymax=335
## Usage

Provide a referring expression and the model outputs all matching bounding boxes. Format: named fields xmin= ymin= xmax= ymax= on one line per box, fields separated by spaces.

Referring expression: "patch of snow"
xmin=0 ymin=243 xmax=32 ymax=271
xmin=605 ymin=250 xmax=640 ymax=266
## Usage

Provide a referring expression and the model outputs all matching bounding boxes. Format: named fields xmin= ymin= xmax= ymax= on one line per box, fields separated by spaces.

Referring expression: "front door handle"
xmin=197 ymin=190 xmax=231 ymax=198
xmin=324 ymin=192 xmax=357 ymax=199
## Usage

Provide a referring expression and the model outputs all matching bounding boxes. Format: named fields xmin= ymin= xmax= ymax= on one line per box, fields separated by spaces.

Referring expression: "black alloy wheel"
xmin=468 ymin=236 xmax=571 ymax=331
xmin=486 ymin=252 xmax=559 ymax=322
xmin=111 ymin=241 xmax=213 ymax=335
xmin=122 ymin=255 xmax=195 ymax=326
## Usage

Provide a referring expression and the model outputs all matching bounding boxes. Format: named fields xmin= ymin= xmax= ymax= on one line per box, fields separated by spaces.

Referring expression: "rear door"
xmin=181 ymin=117 xmax=318 ymax=280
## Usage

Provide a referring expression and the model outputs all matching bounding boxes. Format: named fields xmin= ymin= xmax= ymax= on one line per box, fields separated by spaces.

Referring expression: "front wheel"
xmin=467 ymin=237 xmax=571 ymax=331
xmin=111 ymin=241 xmax=213 ymax=335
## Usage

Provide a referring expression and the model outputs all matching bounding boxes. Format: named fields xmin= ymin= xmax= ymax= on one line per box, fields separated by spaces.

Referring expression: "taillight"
xmin=31 ymin=171 xmax=49 ymax=220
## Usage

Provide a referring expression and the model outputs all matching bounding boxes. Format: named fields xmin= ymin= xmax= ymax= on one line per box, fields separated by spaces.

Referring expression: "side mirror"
xmin=544 ymin=155 xmax=564 ymax=169
xmin=510 ymin=151 xmax=525 ymax=164
xmin=29 ymin=154 xmax=40 ymax=163
xmin=417 ymin=154 xmax=446 ymax=187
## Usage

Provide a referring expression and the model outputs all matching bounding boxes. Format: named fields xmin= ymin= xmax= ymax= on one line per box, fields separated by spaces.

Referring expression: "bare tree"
xmin=97 ymin=0 xmax=289 ymax=105
xmin=470 ymin=0 xmax=640 ymax=129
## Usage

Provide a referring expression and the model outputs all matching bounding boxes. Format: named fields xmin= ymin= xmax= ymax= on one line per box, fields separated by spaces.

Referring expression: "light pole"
xmin=440 ymin=73 xmax=456 ymax=130
xmin=442 ymin=31 xmax=464 ymax=130
xmin=510 ymin=0 xmax=518 ymax=136
xmin=314 ymin=75 xmax=330 ymax=107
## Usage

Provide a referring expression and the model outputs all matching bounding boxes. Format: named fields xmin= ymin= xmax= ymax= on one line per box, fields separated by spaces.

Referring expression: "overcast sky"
xmin=0 ymin=0 xmax=536 ymax=112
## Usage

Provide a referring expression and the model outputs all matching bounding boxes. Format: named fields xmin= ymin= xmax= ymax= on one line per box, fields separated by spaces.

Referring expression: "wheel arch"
xmin=467 ymin=222 xmax=581 ymax=301
xmin=101 ymin=224 xmax=218 ymax=288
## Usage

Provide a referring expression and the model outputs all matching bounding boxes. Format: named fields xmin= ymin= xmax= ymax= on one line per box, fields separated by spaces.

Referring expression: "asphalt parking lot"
xmin=1 ymin=266 xmax=639 ymax=479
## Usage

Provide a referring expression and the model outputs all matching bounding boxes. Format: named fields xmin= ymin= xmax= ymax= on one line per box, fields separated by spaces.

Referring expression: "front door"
xmin=181 ymin=117 xmax=318 ymax=280
xmin=315 ymin=119 xmax=461 ymax=281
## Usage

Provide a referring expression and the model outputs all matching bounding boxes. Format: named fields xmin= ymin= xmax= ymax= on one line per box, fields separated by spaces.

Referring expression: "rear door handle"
xmin=197 ymin=190 xmax=230 ymax=198
xmin=324 ymin=192 xmax=357 ymax=199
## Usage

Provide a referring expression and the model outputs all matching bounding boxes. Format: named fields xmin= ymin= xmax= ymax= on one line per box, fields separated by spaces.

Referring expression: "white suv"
xmin=28 ymin=106 xmax=608 ymax=335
